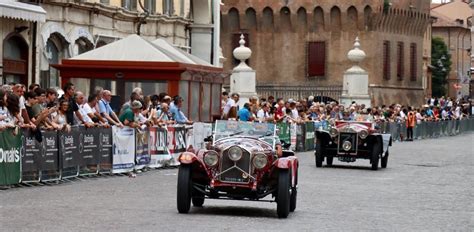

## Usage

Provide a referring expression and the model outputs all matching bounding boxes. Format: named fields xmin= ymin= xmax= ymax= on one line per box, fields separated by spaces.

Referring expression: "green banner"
xmin=277 ymin=123 xmax=290 ymax=144
xmin=305 ymin=122 xmax=315 ymax=151
xmin=0 ymin=128 xmax=22 ymax=186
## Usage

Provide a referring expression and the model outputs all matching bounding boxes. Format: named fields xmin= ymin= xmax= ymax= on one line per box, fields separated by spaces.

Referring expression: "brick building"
xmin=220 ymin=0 xmax=431 ymax=106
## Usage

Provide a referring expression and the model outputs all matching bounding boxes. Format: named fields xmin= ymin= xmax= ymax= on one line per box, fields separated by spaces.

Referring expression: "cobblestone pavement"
xmin=1 ymin=133 xmax=473 ymax=231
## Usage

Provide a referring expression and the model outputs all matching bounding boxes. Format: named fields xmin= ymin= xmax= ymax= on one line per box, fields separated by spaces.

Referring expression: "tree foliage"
xmin=431 ymin=37 xmax=452 ymax=97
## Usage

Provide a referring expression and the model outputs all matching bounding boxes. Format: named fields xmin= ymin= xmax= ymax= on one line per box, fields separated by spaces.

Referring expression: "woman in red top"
xmin=274 ymin=100 xmax=285 ymax=122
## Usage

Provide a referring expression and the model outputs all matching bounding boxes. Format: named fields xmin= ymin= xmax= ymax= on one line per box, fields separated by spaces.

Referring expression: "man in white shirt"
xmin=75 ymin=91 xmax=94 ymax=127
xmin=222 ymin=92 xmax=236 ymax=119
xmin=257 ymin=103 xmax=273 ymax=122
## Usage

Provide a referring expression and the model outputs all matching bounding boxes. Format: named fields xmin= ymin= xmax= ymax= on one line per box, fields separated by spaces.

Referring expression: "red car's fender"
xmin=178 ymin=152 xmax=199 ymax=165
xmin=276 ymin=156 xmax=299 ymax=187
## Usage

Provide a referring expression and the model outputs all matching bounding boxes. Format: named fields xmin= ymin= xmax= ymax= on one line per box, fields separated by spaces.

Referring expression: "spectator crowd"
xmin=0 ymin=82 xmax=193 ymax=137
xmin=0 ymin=80 xmax=470 ymax=140
xmin=221 ymin=92 xmax=472 ymax=140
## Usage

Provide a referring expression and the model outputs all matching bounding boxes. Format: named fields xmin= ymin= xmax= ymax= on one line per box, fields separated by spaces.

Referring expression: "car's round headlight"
xmin=204 ymin=151 xmax=219 ymax=167
xmin=329 ymin=127 xmax=338 ymax=137
xmin=228 ymin=146 xmax=242 ymax=161
xmin=342 ymin=141 xmax=352 ymax=151
xmin=359 ymin=130 xmax=369 ymax=139
xmin=252 ymin=153 xmax=268 ymax=169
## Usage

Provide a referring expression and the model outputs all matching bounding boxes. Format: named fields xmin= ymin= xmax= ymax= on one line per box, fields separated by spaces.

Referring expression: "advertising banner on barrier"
xmin=0 ymin=128 xmax=22 ymax=185
xmin=290 ymin=123 xmax=297 ymax=151
xmin=22 ymin=130 xmax=41 ymax=172
xmin=135 ymin=129 xmax=150 ymax=170
xmin=305 ymin=122 xmax=315 ymax=151
xmin=98 ymin=128 xmax=113 ymax=171
xmin=277 ymin=123 xmax=291 ymax=145
xmin=80 ymin=127 xmax=100 ymax=166
xmin=167 ymin=126 xmax=187 ymax=166
xmin=59 ymin=127 xmax=81 ymax=169
xmin=112 ymin=126 xmax=135 ymax=173
xmin=41 ymin=130 xmax=59 ymax=171
xmin=148 ymin=127 xmax=172 ymax=168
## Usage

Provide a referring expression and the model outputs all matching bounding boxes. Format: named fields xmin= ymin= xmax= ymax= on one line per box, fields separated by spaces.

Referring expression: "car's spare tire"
xmin=177 ymin=165 xmax=192 ymax=213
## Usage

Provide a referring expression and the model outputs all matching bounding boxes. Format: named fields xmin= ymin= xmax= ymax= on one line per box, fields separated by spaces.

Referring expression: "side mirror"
xmin=204 ymin=135 xmax=213 ymax=142
xmin=281 ymin=140 xmax=291 ymax=149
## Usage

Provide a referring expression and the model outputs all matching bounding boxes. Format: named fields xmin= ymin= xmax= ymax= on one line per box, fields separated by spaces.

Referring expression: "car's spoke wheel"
xmin=277 ymin=169 xmax=290 ymax=218
xmin=371 ymin=141 xmax=380 ymax=171
xmin=315 ymin=140 xmax=323 ymax=167
xmin=381 ymin=150 xmax=389 ymax=168
xmin=192 ymin=191 xmax=205 ymax=207
xmin=177 ymin=165 xmax=192 ymax=213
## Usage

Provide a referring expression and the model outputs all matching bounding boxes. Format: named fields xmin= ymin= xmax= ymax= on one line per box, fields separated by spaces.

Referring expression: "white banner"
xmin=148 ymin=127 xmax=172 ymax=168
xmin=188 ymin=123 xmax=213 ymax=150
xmin=112 ymin=126 xmax=135 ymax=173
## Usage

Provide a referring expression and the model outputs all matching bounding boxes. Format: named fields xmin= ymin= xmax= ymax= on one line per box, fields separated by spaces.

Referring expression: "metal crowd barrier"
xmin=274 ymin=118 xmax=474 ymax=151
xmin=383 ymin=118 xmax=474 ymax=141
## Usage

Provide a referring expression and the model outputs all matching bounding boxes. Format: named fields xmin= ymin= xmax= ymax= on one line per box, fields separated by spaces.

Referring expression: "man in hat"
xmin=119 ymin=100 xmax=142 ymax=128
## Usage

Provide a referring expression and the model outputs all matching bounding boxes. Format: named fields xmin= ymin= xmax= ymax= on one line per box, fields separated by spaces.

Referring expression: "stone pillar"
xmin=230 ymin=34 xmax=257 ymax=109
xmin=340 ymin=37 xmax=371 ymax=108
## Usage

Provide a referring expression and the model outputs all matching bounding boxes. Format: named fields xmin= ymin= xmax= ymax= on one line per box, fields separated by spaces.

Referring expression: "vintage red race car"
xmin=315 ymin=119 xmax=392 ymax=170
xmin=177 ymin=120 xmax=299 ymax=218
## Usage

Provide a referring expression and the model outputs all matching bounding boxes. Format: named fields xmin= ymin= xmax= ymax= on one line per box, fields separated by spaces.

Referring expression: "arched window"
xmin=313 ymin=7 xmax=324 ymax=31
xmin=297 ymin=7 xmax=307 ymax=28
xmin=228 ymin=8 xmax=240 ymax=31
xmin=330 ymin=6 xmax=341 ymax=30
xmin=364 ymin=6 xmax=372 ymax=30
xmin=245 ymin=8 xmax=257 ymax=29
xmin=347 ymin=6 xmax=358 ymax=29
xmin=280 ymin=7 xmax=291 ymax=30
xmin=262 ymin=7 xmax=274 ymax=29
xmin=73 ymin=38 xmax=93 ymax=56
xmin=3 ymin=34 xmax=28 ymax=85
xmin=41 ymin=33 xmax=68 ymax=88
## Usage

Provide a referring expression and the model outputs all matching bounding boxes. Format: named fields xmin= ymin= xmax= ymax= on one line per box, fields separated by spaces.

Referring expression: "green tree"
xmin=431 ymin=37 xmax=452 ymax=97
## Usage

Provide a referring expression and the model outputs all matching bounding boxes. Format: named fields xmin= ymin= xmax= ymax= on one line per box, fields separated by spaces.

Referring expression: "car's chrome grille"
xmin=338 ymin=132 xmax=358 ymax=154
xmin=219 ymin=149 xmax=251 ymax=183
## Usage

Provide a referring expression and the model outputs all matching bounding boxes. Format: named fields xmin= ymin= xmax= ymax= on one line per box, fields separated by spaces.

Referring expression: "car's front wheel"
xmin=177 ymin=165 xmax=192 ymax=213
xmin=326 ymin=156 xmax=333 ymax=166
xmin=192 ymin=191 xmax=205 ymax=207
xmin=315 ymin=139 xmax=324 ymax=167
xmin=371 ymin=141 xmax=380 ymax=171
xmin=289 ymin=171 xmax=297 ymax=212
xmin=381 ymin=150 xmax=389 ymax=168
xmin=277 ymin=169 xmax=290 ymax=218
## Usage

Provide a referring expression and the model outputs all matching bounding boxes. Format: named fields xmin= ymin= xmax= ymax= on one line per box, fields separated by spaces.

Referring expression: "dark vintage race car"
xmin=315 ymin=119 xmax=392 ymax=170
xmin=177 ymin=120 xmax=299 ymax=218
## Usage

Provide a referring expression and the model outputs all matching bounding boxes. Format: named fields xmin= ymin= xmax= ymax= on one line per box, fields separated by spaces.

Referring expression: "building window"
xmin=397 ymin=42 xmax=404 ymax=80
xmin=163 ymin=0 xmax=174 ymax=15
xmin=383 ymin=41 xmax=390 ymax=80
xmin=410 ymin=43 xmax=417 ymax=81
xmin=100 ymin=0 xmax=109 ymax=4
xmin=122 ymin=0 xmax=137 ymax=11
xmin=144 ymin=0 xmax=156 ymax=14
xmin=307 ymin=41 xmax=326 ymax=77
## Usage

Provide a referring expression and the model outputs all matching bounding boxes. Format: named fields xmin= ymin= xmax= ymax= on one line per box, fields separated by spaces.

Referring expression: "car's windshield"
xmin=214 ymin=120 xmax=276 ymax=145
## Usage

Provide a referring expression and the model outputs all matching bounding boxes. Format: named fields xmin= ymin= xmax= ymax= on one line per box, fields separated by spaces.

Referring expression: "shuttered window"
xmin=397 ymin=42 xmax=404 ymax=80
xmin=410 ymin=43 xmax=417 ymax=81
xmin=383 ymin=41 xmax=390 ymax=80
xmin=307 ymin=41 xmax=326 ymax=77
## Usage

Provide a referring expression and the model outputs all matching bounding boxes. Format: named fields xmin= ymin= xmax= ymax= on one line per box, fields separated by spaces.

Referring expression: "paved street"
xmin=1 ymin=133 xmax=473 ymax=231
